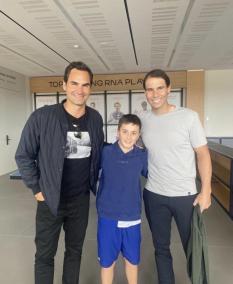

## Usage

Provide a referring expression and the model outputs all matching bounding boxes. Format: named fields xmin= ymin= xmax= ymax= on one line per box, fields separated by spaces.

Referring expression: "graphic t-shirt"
xmin=60 ymin=109 xmax=91 ymax=198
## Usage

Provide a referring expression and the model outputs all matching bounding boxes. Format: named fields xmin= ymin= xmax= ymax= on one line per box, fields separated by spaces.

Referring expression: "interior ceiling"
xmin=0 ymin=0 xmax=233 ymax=77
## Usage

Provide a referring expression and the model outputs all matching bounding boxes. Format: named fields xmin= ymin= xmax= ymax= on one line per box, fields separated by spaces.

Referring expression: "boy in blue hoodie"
xmin=96 ymin=114 xmax=148 ymax=284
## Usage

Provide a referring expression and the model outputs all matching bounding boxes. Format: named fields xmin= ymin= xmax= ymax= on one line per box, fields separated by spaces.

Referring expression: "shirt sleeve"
xmin=189 ymin=112 xmax=207 ymax=148
xmin=15 ymin=111 xmax=41 ymax=194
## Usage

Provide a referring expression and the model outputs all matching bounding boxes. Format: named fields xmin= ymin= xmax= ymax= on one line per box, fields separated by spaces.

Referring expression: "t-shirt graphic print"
xmin=65 ymin=131 xmax=91 ymax=159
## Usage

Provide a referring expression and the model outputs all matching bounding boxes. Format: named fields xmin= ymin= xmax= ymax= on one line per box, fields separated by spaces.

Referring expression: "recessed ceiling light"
xmin=100 ymin=42 xmax=109 ymax=46
xmin=73 ymin=44 xmax=79 ymax=48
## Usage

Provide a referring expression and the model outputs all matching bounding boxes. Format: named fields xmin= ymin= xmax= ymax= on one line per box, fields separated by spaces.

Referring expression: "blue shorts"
xmin=97 ymin=217 xmax=141 ymax=268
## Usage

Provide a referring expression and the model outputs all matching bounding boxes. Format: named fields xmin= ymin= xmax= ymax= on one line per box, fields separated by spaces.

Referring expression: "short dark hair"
xmin=63 ymin=61 xmax=93 ymax=85
xmin=118 ymin=114 xmax=141 ymax=130
xmin=143 ymin=69 xmax=170 ymax=89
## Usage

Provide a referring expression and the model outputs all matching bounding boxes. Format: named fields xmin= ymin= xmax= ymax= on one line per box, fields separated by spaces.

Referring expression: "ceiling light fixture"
xmin=188 ymin=69 xmax=204 ymax=71
xmin=100 ymin=42 xmax=109 ymax=46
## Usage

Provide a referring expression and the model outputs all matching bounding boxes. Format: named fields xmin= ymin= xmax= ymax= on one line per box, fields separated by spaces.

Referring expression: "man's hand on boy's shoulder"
xmin=103 ymin=142 xmax=112 ymax=146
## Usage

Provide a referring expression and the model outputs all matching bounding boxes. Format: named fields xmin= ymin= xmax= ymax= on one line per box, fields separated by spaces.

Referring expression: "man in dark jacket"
xmin=15 ymin=61 xmax=104 ymax=284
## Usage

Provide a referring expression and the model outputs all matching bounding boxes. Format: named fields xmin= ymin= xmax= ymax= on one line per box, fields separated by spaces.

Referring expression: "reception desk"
xmin=208 ymin=141 xmax=233 ymax=219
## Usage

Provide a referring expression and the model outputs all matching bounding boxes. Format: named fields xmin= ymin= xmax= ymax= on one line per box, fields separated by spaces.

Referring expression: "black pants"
xmin=35 ymin=192 xmax=90 ymax=284
xmin=143 ymin=189 xmax=196 ymax=284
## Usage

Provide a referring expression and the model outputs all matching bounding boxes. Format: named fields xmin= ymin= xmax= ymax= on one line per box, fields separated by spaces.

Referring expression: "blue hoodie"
xmin=97 ymin=142 xmax=148 ymax=221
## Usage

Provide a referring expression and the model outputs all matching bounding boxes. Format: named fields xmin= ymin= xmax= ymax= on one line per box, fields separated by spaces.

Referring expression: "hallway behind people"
xmin=0 ymin=174 xmax=232 ymax=283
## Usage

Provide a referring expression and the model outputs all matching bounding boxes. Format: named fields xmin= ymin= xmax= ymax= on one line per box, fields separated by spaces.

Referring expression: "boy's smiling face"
xmin=117 ymin=123 xmax=140 ymax=153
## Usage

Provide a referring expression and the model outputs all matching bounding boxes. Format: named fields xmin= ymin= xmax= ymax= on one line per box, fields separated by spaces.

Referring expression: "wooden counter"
xmin=208 ymin=141 xmax=233 ymax=218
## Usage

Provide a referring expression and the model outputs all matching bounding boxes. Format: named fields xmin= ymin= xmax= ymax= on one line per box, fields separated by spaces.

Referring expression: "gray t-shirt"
xmin=140 ymin=107 xmax=207 ymax=197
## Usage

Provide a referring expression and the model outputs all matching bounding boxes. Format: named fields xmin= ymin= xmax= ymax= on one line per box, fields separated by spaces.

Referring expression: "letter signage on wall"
xmin=30 ymin=71 xmax=187 ymax=93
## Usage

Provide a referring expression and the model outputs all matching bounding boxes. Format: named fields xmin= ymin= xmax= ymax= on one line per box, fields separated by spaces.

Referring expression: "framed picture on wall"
xmin=168 ymin=90 xmax=182 ymax=108
xmin=103 ymin=126 xmax=106 ymax=141
xmin=107 ymin=93 xmax=129 ymax=124
xmin=35 ymin=95 xmax=57 ymax=109
xmin=131 ymin=92 xmax=151 ymax=115
xmin=58 ymin=94 xmax=66 ymax=103
xmin=106 ymin=125 xmax=118 ymax=143
xmin=87 ymin=94 xmax=105 ymax=122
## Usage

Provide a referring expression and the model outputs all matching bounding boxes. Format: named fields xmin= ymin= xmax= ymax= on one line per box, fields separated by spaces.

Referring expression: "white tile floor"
xmin=0 ymin=174 xmax=233 ymax=283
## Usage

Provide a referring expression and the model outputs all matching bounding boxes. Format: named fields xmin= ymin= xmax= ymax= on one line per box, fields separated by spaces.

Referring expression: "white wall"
xmin=0 ymin=66 xmax=32 ymax=176
xmin=204 ymin=70 xmax=233 ymax=137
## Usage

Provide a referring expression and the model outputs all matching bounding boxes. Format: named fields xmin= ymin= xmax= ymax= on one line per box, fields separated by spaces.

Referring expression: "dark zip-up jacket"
xmin=15 ymin=102 xmax=104 ymax=216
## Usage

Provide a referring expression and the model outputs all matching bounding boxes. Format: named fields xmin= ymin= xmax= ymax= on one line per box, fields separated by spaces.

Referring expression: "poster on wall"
xmin=131 ymin=92 xmax=151 ymax=115
xmin=168 ymin=91 xmax=182 ymax=108
xmin=35 ymin=95 xmax=57 ymax=109
xmin=107 ymin=125 xmax=118 ymax=143
xmin=87 ymin=94 xmax=105 ymax=122
xmin=103 ymin=126 xmax=106 ymax=141
xmin=107 ymin=93 xmax=129 ymax=124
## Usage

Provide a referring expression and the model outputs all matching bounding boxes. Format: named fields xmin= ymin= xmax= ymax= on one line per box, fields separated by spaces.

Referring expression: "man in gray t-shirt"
xmin=140 ymin=69 xmax=212 ymax=284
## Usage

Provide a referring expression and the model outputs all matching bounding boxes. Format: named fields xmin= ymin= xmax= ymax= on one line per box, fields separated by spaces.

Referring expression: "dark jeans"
xmin=35 ymin=192 xmax=90 ymax=284
xmin=143 ymin=189 xmax=196 ymax=284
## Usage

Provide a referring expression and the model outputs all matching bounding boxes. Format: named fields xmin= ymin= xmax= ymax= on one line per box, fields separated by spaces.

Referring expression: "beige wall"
xmin=30 ymin=71 xmax=187 ymax=93
xmin=187 ymin=71 xmax=204 ymax=123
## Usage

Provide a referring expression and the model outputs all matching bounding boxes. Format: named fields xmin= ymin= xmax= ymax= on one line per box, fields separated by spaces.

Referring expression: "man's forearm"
xmin=193 ymin=145 xmax=212 ymax=211
xmin=196 ymin=145 xmax=212 ymax=193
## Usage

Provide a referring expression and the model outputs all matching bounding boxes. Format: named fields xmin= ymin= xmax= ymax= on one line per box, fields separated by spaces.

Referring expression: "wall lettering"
xmin=48 ymin=81 xmax=63 ymax=88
